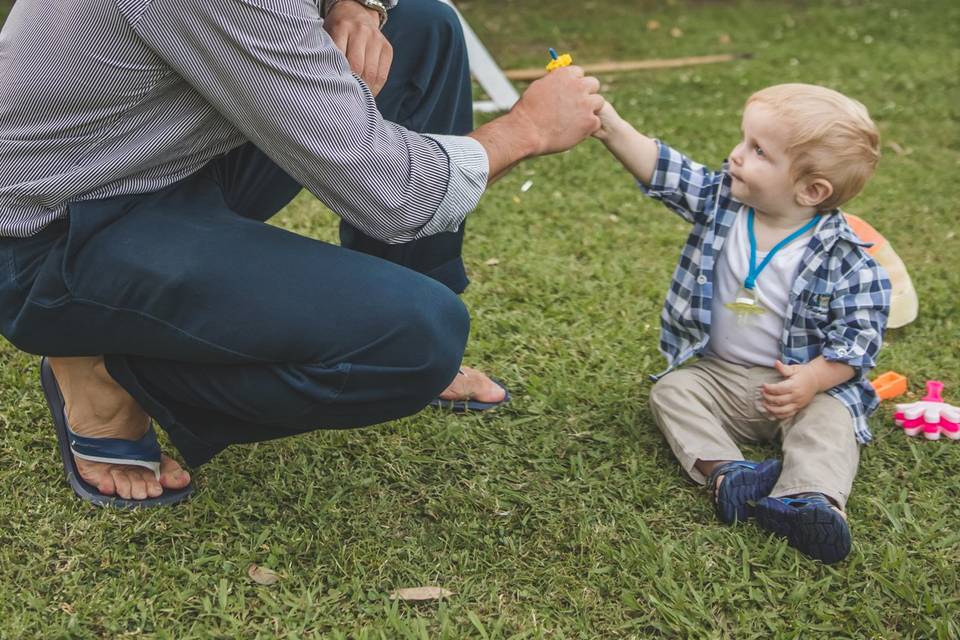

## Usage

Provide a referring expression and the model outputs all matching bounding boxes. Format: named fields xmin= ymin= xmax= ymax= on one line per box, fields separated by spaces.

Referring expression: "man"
xmin=0 ymin=0 xmax=603 ymax=506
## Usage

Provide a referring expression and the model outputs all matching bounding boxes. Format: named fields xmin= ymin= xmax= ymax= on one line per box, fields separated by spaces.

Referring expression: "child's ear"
xmin=795 ymin=178 xmax=833 ymax=208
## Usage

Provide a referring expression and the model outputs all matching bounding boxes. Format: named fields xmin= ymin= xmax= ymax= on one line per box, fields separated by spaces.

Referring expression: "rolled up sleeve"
xmin=822 ymin=260 xmax=891 ymax=373
xmin=638 ymin=140 xmax=725 ymax=226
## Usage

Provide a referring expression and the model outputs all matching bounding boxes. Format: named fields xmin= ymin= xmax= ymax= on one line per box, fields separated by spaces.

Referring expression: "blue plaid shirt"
xmin=642 ymin=142 xmax=891 ymax=443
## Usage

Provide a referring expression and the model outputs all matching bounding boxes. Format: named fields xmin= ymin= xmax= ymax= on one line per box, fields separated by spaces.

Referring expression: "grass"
xmin=1 ymin=0 xmax=959 ymax=637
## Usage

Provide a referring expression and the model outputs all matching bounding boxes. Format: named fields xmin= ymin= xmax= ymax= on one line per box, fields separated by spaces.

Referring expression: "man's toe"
xmin=78 ymin=460 xmax=116 ymax=495
xmin=110 ymin=468 xmax=133 ymax=499
xmin=95 ymin=474 xmax=117 ymax=496
xmin=146 ymin=478 xmax=164 ymax=498
xmin=472 ymin=372 xmax=506 ymax=403
xmin=159 ymin=456 xmax=191 ymax=489
xmin=129 ymin=474 xmax=148 ymax=500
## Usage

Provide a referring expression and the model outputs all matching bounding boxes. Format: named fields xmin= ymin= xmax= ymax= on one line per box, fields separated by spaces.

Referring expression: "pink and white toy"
xmin=894 ymin=381 xmax=960 ymax=440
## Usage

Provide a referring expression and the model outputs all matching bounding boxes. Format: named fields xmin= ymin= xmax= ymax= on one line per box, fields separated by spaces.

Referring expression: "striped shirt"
xmin=643 ymin=142 xmax=891 ymax=444
xmin=0 ymin=0 xmax=488 ymax=242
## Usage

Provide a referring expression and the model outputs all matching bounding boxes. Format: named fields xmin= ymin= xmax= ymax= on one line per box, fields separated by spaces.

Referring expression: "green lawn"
xmin=2 ymin=0 xmax=959 ymax=637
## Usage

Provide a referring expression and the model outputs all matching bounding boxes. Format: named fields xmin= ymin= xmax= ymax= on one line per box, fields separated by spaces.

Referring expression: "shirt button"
xmin=696 ymin=275 xmax=708 ymax=285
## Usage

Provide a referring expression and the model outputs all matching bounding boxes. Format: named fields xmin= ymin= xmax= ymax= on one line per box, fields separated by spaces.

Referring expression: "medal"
xmin=726 ymin=209 xmax=821 ymax=319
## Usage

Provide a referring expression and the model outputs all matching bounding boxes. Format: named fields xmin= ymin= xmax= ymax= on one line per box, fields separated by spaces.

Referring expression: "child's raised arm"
xmin=594 ymin=100 xmax=725 ymax=226
xmin=593 ymin=101 xmax=659 ymax=186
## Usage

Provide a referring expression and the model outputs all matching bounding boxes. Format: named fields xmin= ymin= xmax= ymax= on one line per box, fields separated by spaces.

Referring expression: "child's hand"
xmin=761 ymin=360 xmax=819 ymax=419
xmin=592 ymin=100 xmax=622 ymax=141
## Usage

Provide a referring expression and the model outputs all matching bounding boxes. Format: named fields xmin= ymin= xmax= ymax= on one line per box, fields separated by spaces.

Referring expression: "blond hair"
xmin=746 ymin=83 xmax=880 ymax=210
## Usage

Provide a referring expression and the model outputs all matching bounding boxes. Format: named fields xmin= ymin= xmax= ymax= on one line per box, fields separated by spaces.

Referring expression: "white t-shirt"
xmin=707 ymin=209 xmax=820 ymax=367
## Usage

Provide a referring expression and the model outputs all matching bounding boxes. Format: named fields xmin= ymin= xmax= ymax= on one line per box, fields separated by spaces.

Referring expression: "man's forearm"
xmin=468 ymin=111 xmax=540 ymax=185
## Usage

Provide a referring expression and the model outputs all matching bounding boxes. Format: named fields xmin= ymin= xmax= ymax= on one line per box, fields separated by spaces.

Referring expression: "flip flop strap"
xmin=65 ymin=412 xmax=162 ymax=480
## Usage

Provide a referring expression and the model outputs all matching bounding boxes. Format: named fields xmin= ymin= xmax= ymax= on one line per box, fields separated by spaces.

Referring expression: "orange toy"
xmin=871 ymin=371 xmax=908 ymax=401
xmin=843 ymin=213 xmax=917 ymax=328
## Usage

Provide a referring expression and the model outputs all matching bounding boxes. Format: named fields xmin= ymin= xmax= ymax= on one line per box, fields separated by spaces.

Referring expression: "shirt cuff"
xmin=417 ymin=134 xmax=489 ymax=237
xmin=822 ymin=335 xmax=877 ymax=372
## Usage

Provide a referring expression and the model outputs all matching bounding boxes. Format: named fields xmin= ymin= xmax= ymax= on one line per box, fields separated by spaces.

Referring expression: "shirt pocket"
xmin=796 ymin=286 xmax=832 ymax=326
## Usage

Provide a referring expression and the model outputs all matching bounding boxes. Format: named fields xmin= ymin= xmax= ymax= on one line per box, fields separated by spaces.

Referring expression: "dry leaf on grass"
xmin=389 ymin=586 xmax=453 ymax=601
xmin=670 ymin=27 xmax=684 ymax=38
xmin=484 ymin=257 xmax=500 ymax=266
xmin=248 ymin=564 xmax=280 ymax=586
xmin=646 ymin=20 xmax=660 ymax=31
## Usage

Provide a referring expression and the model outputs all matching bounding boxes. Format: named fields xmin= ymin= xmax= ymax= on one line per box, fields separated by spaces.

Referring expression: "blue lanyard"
xmin=745 ymin=208 xmax=820 ymax=290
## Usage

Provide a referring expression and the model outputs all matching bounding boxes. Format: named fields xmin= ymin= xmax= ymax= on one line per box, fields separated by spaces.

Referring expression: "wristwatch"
xmin=327 ymin=0 xmax=388 ymax=29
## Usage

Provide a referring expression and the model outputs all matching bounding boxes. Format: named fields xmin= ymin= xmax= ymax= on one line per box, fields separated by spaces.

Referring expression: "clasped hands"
xmin=761 ymin=360 xmax=821 ymax=420
xmin=761 ymin=356 xmax=857 ymax=420
xmin=324 ymin=0 xmax=393 ymax=96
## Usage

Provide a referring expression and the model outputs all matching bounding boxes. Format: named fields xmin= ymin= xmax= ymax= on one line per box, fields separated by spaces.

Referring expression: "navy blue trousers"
xmin=0 ymin=0 xmax=475 ymax=467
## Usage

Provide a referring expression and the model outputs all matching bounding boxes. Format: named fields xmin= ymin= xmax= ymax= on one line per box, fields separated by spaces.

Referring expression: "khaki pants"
xmin=648 ymin=357 xmax=860 ymax=509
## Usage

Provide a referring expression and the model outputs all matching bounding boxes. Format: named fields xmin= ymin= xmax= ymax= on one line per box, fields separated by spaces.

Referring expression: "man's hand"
xmin=761 ymin=360 xmax=820 ymax=420
xmin=467 ymin=66 xmax=602 ymax=183
xmin=511 ymin=66 xmax=604 ymax=156
xmin=324 ymin=0 xmax=393 ymax=96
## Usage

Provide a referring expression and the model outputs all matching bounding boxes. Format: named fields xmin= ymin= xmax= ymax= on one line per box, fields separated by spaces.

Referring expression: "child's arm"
xmin=594 ymin=101 xmax=658 ymax=185
xmin=594 ymin=100 xmax=725 ymax=225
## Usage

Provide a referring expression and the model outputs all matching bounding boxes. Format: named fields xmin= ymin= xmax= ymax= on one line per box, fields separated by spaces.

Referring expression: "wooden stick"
xmin=503 ymin=53 xmax=751 ymax=81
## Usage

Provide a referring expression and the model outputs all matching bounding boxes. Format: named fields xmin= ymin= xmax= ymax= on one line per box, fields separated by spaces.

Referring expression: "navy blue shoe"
xmin=40 ymin=358 xmax=194 ymax=508
xmin=754 ymin=493 xmax=851 ymax=564
xmin=706 ymin=459 xmax=782 ymax=524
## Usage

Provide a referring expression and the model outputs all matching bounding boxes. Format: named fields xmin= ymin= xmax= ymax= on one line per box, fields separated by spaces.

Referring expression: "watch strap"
xmin=323 ymin=0 xmax=388 ymax=28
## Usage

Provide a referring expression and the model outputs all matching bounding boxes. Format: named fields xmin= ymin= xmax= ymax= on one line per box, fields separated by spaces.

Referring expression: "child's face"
xmin=728 ymin=103 xmax=802 ymax=214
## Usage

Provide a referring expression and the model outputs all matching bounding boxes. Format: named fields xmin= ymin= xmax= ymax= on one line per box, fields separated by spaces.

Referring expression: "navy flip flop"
xmin=428 ymin=377 xmax=510 ymax=412
xmin=40 ymin=358 xmax=194 ymax=508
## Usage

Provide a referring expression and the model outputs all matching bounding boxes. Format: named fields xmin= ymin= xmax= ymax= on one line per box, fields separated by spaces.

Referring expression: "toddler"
xmin=595 ymin=84 xmax=890 ymax=563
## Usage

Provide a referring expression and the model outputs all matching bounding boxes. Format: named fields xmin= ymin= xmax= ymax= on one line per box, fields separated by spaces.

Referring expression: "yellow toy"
xmin=546 ymin=48 xmax=573 ymax=72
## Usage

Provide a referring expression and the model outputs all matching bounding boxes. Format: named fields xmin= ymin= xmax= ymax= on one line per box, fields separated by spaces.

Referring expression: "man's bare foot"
xmin=48 ymin=356 xmax=190 ymax=500
xmin=437 ymin=365 xmax=507 ymax=404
